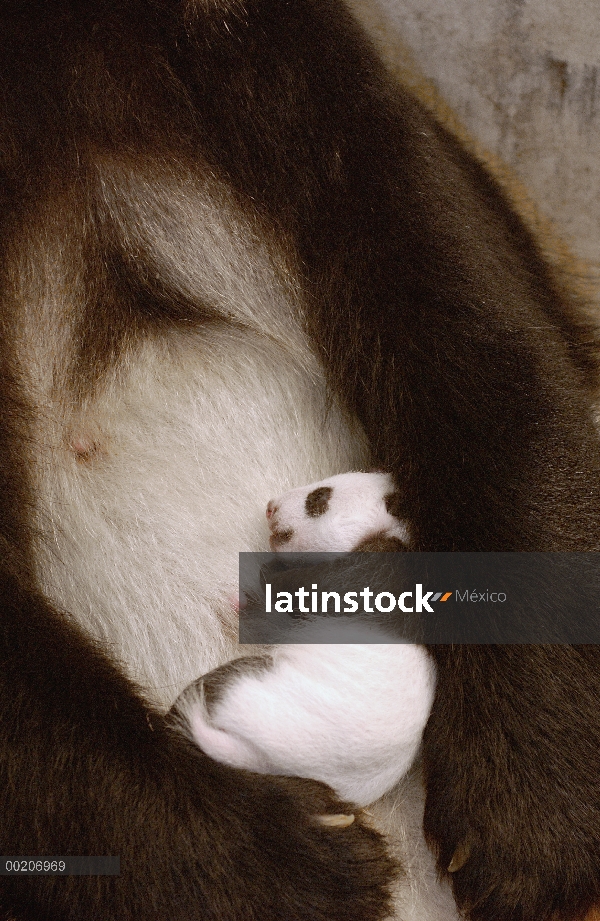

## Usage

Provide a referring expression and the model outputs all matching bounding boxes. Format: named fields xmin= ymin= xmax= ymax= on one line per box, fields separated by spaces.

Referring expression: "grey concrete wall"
xmin=348 ymin=0 xmax=600 ymax=297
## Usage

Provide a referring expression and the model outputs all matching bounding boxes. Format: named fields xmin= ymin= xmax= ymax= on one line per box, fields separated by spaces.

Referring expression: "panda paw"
xmin=422 ymin=646 xmax=600 ymax=921
xmin=266 ymin=471 xmax=410 ymax=552
xmin=170 ymin=642 xmax=435 ymax=806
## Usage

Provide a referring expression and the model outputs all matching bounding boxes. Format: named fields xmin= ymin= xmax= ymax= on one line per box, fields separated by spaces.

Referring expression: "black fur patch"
xmin=194 ymin=655 xmax=274 ymax=717
xmin=384 ymin=492 xmax=403 ymax=520
xmin=271 ymin=527 xmax=294 ymax=545
xmin=305 ymin=485 xmax=333 ymax=517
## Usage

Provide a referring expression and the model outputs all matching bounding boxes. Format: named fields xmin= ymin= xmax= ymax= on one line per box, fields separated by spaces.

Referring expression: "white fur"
xmin=29 ymin=327 xmax=368 ymax=700
xmin=371 ymin=770 xmax=461 ymax=921
xmin=178 ymin=631 xmax=435 ymax=806
xmin=267 ymin=470 xmax=410 ymax=550
xmin=18 ymin=167 xmax=368 ymax=701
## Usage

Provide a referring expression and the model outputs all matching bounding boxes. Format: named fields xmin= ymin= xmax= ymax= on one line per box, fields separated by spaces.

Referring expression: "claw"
xmin=316 ymin=813 xmax=356 ymax=828
xmin=448 ymin=841 xmax=471 ymax=872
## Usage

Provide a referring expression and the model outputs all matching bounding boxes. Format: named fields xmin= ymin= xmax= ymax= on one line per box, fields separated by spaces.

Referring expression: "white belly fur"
xmin=31 ymin=325 xmax=369 ymax=703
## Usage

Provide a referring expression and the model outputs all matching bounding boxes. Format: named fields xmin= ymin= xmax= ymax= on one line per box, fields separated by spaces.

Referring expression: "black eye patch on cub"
xmin=305 ymin=485 xmax=333 ymax=517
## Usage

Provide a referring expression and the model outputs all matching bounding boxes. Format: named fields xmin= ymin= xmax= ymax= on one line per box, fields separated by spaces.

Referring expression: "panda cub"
xmin=172 ymin=472 xmax=434 ymax=808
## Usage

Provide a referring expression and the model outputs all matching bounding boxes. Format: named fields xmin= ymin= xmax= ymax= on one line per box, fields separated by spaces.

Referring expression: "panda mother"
xmin=1 ymin=2 xmax=600 ymax=920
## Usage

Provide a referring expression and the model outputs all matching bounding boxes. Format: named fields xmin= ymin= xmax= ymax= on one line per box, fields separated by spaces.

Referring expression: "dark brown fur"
xmin=305 ymin=486 xmax=334 ymax=518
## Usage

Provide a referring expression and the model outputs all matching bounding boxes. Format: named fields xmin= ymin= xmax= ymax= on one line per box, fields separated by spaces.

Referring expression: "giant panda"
xmin=1 ymin=2 xmax=600 ymax=920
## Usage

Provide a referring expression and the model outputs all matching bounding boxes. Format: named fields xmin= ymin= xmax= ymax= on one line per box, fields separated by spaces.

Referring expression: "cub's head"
xmin=266 ymin=472 xmax=409 ymax=552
